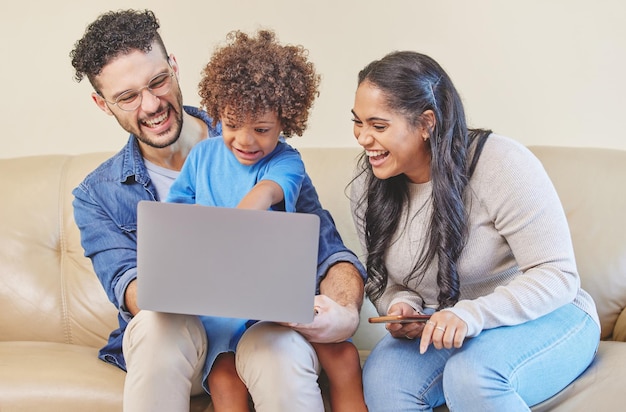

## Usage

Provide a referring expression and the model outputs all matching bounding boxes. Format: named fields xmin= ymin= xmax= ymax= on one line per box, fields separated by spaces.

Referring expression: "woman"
xmin=349 ymin=51 xmax=600 ymax=411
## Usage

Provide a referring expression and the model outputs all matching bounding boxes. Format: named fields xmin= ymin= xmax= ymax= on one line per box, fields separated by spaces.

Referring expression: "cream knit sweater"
xmin=351 ymin=135 xmax=599 ymax=337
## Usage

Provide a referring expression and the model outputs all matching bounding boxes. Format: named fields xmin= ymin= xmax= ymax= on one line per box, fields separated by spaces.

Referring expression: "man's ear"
xmin=92 ymin=92 xmax=113 ymax=116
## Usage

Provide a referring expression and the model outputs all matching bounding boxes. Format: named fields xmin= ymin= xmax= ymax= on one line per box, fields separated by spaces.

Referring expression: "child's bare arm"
xmin=237 ymin=180 xmax=284 ymax=210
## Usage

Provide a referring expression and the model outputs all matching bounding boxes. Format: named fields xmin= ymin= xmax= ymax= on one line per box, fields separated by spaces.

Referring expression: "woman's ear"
xmin=421 ymin=110 xmax=436 ymax=140
xmin=168 ymin=54 xmax=180 ymax=78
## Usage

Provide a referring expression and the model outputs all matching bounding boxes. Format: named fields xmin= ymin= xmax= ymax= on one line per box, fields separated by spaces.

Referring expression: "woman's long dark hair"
xmin=354 ymin=51 xmax=491 ymax=309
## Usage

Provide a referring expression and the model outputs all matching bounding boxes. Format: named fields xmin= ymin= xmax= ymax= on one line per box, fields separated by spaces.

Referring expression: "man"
xmin=70 ymin=9 xmax=365 ymax=412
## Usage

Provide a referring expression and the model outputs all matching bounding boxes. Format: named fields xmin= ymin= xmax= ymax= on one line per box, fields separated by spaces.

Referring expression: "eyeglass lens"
xmin=115 ymin=72 xmax=174 ymax=111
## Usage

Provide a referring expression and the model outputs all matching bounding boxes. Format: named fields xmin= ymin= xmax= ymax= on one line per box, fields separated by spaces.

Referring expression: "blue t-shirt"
xmin=167 ymin=137 xmax=304 ymax=212
xmin=165 ymin=136 xmax=307 ymax=391
xmin=71 ymin=106 xmax=365 ymax=372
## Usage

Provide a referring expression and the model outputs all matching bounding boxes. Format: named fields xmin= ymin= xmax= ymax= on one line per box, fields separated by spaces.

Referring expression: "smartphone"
xmin=368 ymin=314 xmax=431 ymax=324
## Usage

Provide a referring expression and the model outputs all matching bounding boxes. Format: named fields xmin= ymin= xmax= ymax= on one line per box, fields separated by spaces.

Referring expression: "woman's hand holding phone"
xmin=371 ymin=303 xmax=430 ymax=340
xmin=368 ymin=314 xmax=431 ymax=324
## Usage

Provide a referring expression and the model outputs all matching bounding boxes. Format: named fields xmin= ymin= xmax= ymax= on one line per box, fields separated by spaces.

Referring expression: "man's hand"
xmin=287 ymin=261 xmax=364 ymax=343
xmin=287 ymin=294 xmax=360 ymax=343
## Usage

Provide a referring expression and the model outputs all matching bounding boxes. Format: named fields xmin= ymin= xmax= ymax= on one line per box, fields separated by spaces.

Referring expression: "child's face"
xmin=221 ymin=109 xmax=282 ymax=166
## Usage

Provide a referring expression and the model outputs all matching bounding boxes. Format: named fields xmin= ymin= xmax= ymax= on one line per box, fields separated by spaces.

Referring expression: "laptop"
xmin=136 ymin=201 xmax=320 ymax=324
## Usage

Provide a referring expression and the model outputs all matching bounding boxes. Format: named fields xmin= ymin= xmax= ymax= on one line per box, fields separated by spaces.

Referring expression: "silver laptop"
xmin=136 ymin=201 xmax=320 ymax=324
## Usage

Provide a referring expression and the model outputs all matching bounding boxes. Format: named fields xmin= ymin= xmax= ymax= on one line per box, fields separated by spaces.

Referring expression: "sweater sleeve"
xmin=447 ymin=136 xmax=580 ymax=337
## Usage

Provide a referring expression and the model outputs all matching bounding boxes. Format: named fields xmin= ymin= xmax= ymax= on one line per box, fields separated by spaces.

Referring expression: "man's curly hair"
xmin=199 ymin=29 xmax=321 ymax=137
xmin=70 ymin=9 xmax=167 ymax=89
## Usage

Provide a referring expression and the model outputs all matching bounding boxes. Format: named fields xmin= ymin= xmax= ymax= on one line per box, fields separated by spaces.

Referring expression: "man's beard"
xmin=116 ymin=90 xmax=185 ymax=149
xmin=135 ymin=110 xmax=183 ymax=149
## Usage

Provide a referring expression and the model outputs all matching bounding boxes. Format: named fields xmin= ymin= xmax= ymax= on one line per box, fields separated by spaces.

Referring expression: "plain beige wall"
xmin=2 ymin=0 xmax=625 ymax=159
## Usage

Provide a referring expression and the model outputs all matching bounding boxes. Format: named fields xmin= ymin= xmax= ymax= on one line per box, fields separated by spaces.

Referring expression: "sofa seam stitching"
xmin=58 ymin=155 xmax=73 ymax=344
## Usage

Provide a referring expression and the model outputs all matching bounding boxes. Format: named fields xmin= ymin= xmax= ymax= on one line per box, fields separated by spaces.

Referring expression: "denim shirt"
xmin=72 ymin=106 xmax=366 ymax=371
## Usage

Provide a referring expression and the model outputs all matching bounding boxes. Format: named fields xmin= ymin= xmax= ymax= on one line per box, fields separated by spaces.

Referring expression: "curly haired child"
xmin=166 ymin=29 xmax=366 ymax=412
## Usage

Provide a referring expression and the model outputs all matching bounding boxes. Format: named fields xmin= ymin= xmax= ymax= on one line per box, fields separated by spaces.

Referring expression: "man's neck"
xmin=141 ymin=111 xmax=208 ymax=171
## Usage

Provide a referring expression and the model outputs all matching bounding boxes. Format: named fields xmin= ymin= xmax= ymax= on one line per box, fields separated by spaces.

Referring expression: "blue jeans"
xmin=362 ymin=303 xmax=599 ymax=412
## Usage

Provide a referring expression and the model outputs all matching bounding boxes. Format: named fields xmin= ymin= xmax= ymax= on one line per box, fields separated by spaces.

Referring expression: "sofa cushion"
xmin=0 ymin=341 xmax=123 ymax=411
xmin=531 ymin=341 xmax=626 ymax=411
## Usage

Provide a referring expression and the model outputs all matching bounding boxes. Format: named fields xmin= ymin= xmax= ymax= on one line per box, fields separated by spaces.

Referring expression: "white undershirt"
xmin=144 ymin=159 xmax=180 ymax=202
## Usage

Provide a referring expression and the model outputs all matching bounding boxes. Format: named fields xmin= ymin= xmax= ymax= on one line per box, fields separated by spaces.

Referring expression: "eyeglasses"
xmin=100 ymin=72 xmax=176 ymax=111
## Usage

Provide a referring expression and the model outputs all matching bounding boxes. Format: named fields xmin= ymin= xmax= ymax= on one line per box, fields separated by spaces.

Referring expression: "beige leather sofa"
xmin=1 ymin=145 xmax=625 ymax=411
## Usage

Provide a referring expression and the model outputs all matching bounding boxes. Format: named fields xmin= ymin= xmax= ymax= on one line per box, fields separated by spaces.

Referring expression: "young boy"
xmin=166 ymin=29 xmax=366 ymax=412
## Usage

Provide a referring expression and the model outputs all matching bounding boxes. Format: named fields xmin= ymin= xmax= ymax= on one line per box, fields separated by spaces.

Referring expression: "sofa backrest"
xmin=1 ymin=145 xmax=624 ymax=348
xmin=0 ymin=153 xmax=117 ymax=347
xmin=528 ymin=146 xmax=626 ymax=340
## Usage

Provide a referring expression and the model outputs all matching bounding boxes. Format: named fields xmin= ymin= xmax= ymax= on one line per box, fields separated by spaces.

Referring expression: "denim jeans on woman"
xmin=363 ymin=303 xmax=599 ymax=412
